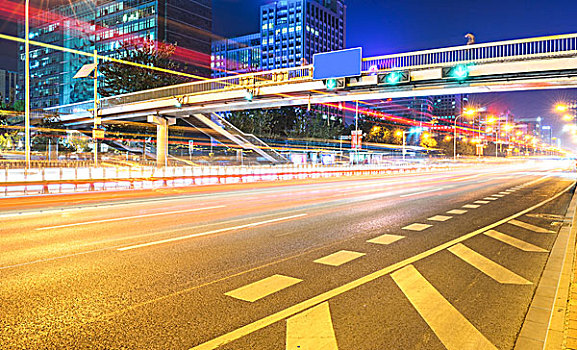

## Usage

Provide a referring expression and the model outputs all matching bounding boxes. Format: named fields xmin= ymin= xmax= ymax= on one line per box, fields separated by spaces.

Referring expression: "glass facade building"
xmin=0 ymin=69 xmax=20 ymax=106
xmin=21 ymin=0 xmax=212 ymax=109
xmin=212 ymin=33 xmax=261 ymax=78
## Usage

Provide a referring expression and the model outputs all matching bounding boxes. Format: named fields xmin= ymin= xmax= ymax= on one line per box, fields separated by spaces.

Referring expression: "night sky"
xmin=2 ymin=0 xmax=577 ymax=142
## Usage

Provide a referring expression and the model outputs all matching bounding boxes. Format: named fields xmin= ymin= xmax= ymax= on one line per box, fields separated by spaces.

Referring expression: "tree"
xmin=100 ymin=39 xmax=189 ymax=97
xmin=420 ymin=134 xmax=438 ymax=148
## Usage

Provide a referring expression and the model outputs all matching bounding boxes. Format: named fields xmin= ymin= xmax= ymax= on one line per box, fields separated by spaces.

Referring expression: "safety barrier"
xmin=0 ymin=163 xmax=454 ymax=198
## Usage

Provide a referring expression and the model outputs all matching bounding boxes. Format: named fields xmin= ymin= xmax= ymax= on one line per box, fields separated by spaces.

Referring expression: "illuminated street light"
xmin=556 ymin=104 xmax=569 ymax=112
xmin=563 ymin=114 xmax=573 ymax=121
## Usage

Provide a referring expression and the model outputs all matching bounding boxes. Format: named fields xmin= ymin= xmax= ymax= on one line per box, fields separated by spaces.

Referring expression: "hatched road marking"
xmin=402 ymin=223 xmax=433 ymax=231
xmin=36 ymin=205 xmax=226 ymax=230
xmin=225 ymin=274 xmax=302 ymax=302
xmin=428 ymin=215 xmax=453 ymax=222
xmin=314 ymin=250 xmax=366 ymax=267
xmin=286 ymin=302 xmax=338 ymax=350
xmin=448 ymin=244 xmax=532 ymax=285
xmin=367 ymin=234 xmax=405 ymax=245
xmin=447 ymin=209 xmax=468 ymax=215
xmin=188 ymin=180 xmax=569 ymax=350
xmin=484 ymin=230 xmax=548 ymax=252
xmin=508 ymin=219 xmax=555 ymax=233
xmin=463 ymin=204 xmax=481 ymax=209
xmin=391 ymin=265 xmax=498 ymax=350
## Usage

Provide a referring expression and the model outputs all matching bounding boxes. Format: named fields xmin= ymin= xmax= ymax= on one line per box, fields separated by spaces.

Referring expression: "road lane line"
xmin=225 ymin=275 xmax=302 ymax=302
xmin=367 ymin=234 xmax=405 ymax=245
xmin=483 ymin=197 xmax=499 ymax=201
xmin=500 ymin=191 xmax=512 ymax=195
xmin=448 ymin=244 xmax=532 ymax=285
xmin=117 ymin=214 xmax=307 ymax=251
xmin=462 ymin=204 xmax=481 ymax=209
xmin=391 ymin=265 xmax=497 ymax=350
xmin=508 ymin=219 xmax=555 ymax=233
xmin=492 ymin=194 xmax=505 ymax=197
xmin=399 ymin=188 xmax=445 ymax=198
xmin=188 ymin=183 xmax=572 ymax=350
xmin=474 ymin=200 xmax=490 ymax=204
xmin=428 ymin=215 xmax=452 ymax=222
xmin=286 ymin=302 xmax=338 ymax=350
xmin=484 ymin=230 xmax=548 ymax=252
xmin=36 ymin=205 xmax=226 ymax=230
xmin=402 ymin=223 xmax=432 ymax=231
xmin=314 ymin=250 xmax=365 ymax=267
xmin=447 ymin=209 xmax=468 ymax=215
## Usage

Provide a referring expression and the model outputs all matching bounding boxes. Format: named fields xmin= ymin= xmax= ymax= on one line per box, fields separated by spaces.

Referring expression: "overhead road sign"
xmin=313 ymin=47 xmax=362 ymax=80
xmin=378 ymin=70 xmax=411 ymax=85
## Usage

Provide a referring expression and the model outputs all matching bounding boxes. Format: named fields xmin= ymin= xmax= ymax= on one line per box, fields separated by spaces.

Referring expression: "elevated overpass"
xmin=52 ymin=33 xmax=577 ymax=165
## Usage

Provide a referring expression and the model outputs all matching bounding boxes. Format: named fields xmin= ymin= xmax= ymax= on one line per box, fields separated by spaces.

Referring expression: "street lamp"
xmin=454 ymin=108 xmax=478 ymax=161
xmin=395 ymin=130 xmax=406 ymax=161
xmin=24 ymin=0 xmax=30 ymax=168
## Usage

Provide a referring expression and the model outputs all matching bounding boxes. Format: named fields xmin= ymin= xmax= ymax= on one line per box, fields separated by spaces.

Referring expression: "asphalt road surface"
xmin=1 ymin=160 xmax=575 ymax=350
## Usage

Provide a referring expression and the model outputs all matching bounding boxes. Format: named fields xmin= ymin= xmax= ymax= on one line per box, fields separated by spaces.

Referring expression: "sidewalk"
xmin=564 ymin=236 xmax=577 ymax=349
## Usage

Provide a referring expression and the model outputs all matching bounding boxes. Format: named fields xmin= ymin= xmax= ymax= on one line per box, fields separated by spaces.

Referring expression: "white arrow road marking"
xmin=391 ymin=265 xmax=497 ymax=350
xmin=286 ymin=302 xmax=338 ymax=350
xmin=448 ymin=244 xmax=532 ymax=285
xmin=484 ymin=230 xmax=548 ymax=252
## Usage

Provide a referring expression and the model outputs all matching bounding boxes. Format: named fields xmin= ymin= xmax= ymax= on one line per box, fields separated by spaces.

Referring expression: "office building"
xmin=96 ymin=0 xmax=212 ymax=77
xmin=260 ymin=0 xmax=346 ymax=70
xmin=212 ymin=33 xmax=261 ymax=78
xmin=21 ymin=0 xmax=212 ymax=109
xmin=0 ymin=69 xmax=20 ymax=106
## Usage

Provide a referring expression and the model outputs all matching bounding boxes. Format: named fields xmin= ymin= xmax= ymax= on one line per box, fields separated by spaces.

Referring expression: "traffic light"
xmin=442 ymin=64 xmax=470 ymax=80
xmin=377 ymin=70 xmax=410 ymax=85
xmin=324 ymin=78 xmax=346 ymax=91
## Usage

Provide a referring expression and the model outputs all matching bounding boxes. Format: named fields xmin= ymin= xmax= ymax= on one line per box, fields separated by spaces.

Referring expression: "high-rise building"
xmin=96 ymin=0 xmax=212 ymax=77
xmin=0 ymin=69 xmax=20 ymax=106
xmin=20 ymin=0 xmax=95 ymax=109
xmin=211 ymin=33 xmax=261 ymax=78
xmin=21 ymin=0 xmax=212 ymax=109
xmin=259 ymin=0 xmax=346 ymax=71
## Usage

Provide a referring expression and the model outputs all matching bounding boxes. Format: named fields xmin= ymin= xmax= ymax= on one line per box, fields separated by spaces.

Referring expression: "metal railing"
xmin=50 ymin=33 xmax=577 ymax=117
xmin=362 ymin=33 xmax=577 ymax=71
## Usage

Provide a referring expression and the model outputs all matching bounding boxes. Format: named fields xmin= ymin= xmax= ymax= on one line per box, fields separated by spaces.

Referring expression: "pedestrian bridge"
xmin=55 ymin=32 xmax=577 ymax=122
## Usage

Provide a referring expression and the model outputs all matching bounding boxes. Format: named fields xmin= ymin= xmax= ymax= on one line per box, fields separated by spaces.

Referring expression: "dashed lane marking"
xmin=500 ymin=191 xmax=512 ymax=195
xmin=314 ymin=250 xmax=366 ymax=267
xmin=447 ymin=209 xmax=468 ymax=215
xmin=474 ymin=200 xmax=490 ymax=204
xmin=483 ymin=197 xmax=499 ymax=201
xmin=484 ymin=230 xmax=548 ymax=253
xmin=36 ymin=205 xmax=226 ymax=230
xmin=225 ymin=274 xmax=302 ymax=302
xmin=492 ymin=194 xmax=505 ymax=198
xmin=402 ymin=223 xmax=433 ymax=231
xmin=448 ymin=244 xmax=532 ymax=285
xmin=367 ymin=234 xmax=405 ymax=245
xmin=462 ymin=204 xmax=481 ymax=209
xmin=188 ymin=180 xmax=569 ymax=350
xmin=428 ymin=215 xmax=453 ymax=222
xmin=508 ymin=219 xmax=555 ymax=234
xmin=391 ymin=265 xmax=498 ymax=350
xmin=286 ymin=302 xmax=338 ymax=350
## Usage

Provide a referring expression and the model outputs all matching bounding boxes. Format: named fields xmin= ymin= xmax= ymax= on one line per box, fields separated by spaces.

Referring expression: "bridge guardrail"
xmin=362 ymin=33 xmax=577 ymax=71
xmin=0 ymin=163 xmax=455 ymax=198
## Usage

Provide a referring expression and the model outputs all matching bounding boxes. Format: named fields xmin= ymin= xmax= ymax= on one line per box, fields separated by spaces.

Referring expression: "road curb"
xmin=514 ymin=182 xmax=577 ymax=350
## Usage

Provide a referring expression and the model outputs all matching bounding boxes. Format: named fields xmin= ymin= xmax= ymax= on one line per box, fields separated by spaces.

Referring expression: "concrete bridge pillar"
xmin=148 ymin=115 xmax=176 ymax=167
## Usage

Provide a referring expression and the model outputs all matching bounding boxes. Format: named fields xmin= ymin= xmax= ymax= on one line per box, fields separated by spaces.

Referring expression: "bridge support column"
xmin=148 ymin=115 xmax=176 ymax=168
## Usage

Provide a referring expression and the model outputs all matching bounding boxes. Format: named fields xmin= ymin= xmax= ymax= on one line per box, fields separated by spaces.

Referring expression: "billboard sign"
xmin=313 ymin=47 xmax=362 ymax=80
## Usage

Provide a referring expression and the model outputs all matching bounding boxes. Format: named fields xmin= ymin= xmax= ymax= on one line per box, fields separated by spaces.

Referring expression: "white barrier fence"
xmin=0 ymin=162 xmax=454 ymax=198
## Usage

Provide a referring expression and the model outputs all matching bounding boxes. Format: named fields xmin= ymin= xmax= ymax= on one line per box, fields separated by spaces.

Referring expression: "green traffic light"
xmin=386 ymin=71 xmax=402 ymax=84
xmin=452 ymin=64 xmax=469 ymax=79
xmin=326 ymin=79 xmax=338 ymax=91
